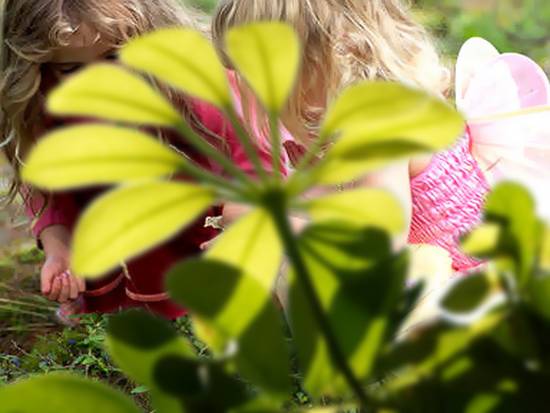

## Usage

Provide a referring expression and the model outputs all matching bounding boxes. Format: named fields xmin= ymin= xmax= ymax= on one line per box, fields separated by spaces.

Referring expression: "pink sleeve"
xmin=24 ymin=189 xmax=79 ymax=240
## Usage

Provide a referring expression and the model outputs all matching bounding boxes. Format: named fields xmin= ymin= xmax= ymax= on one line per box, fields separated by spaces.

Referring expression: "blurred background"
xmin=185 ymin=0 xmax=550 ymax=72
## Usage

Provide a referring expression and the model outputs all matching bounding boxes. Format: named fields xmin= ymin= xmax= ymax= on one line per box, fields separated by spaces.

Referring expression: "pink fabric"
xmin=408 ymin=132 xmax=490 ymax=272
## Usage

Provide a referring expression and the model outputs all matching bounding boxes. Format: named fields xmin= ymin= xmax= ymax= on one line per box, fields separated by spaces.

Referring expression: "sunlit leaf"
xmin=440 ymin=273 xmax=492 ymax=314
xmin=121 ymin=29 xmax=231 ymax=108
xmin=461 ymin=224 xmax=502 ymax=258
xmin=206 ymin=208 xmax=283 ymax=290
xmin=0 ymin=373 xmax=140 ymax=413
xmin=225 ymin=22 xmax=300 ymax=113
xmin=22 ymin=125 xmax=184 ymax=190
xmin=315 ymin=82 xmax=464 ymax=184
xmin=48 ymin=64 xmax=181 ymax=126
xmin=107 ymin=311 xmax=194 ymax=413
xmin=304 ymin=188 xmax=405 ymax=234
xmin=72 ymin=182 xmax=215 ymax=277
xmin=167 ymin=259 xmax=291 ymax=395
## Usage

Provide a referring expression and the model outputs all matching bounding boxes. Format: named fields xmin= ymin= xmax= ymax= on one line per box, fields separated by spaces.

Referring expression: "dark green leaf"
xmin=440 ymin=273 xmax=492 ymax=314
xmin=167 ymin=259 xmax=291 ymax=396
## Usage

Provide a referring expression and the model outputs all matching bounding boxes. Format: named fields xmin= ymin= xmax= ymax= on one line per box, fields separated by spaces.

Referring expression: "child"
xmin=212 ymin=0 xmax=550 ymax=274
xmin=1 ymin=0 xmax=276 ymax=322
xmin=212 ymin=0 xmax=447 ymax=258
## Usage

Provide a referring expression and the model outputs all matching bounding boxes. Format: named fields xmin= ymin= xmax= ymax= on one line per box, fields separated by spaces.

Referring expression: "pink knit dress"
xmin=408 ymin=132 xmax=490 ymax=272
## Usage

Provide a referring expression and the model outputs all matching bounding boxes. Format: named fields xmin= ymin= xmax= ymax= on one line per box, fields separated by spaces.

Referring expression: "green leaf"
xmin=48 ymin=64 xmax=181 ymax=126
xmin=107 ymin=311 xmax=195 ymax=413
xmin=22 ymin=125 xmax=184 ymax=190
xmin=540 ymin=227 xmax=550 ymax=271
xmin=153 ymin=355 xmax=250 ymax=411
xmin=121 ymin=28 xmax=231 ymax=108
xmin=527 ymin=275 xmax=550 ymax=320
xmin=303 ymin=188 xmax=405 ymax=234
xmin=167 ymin=259 xmax=291 ymax=396
xmin=461 ymin=224 xmax=502 ymax=258
xmin=440 ymin=273 xmax=492 ymax=314
xmin=225 ymin=22 xmax=300 ymax=113
xmin=72 ymin=182 xmax=215 ymax=277
xmin=0 ymin=373 xmax=140 ymax=413
xmin=289 ymin=225 xmax=406 ymax=396
xmin=484 ymin=182 xmax=538 ymax=286
xmin=316 ymin=82 xmax=464 ymax=184
xmin=206 ymin=208 xmax=283 ymax=290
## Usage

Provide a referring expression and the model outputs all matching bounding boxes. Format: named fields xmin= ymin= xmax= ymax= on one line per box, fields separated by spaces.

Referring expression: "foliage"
xmin=414 ymin=0 xmax=550 ymax=72
xmin=2 ymin=21 xmax=549 ymax=413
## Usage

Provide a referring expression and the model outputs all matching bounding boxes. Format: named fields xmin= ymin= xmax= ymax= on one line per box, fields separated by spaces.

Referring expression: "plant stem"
xmin=268 ymin=194 xmax=371 ymax=410
xmin=224 ymin=107 xmax=270 ymax=182
xmin=269 ymin=113 xmax=282 ymax=181
xmin=176 ymin=121 xmax=255 ymax=189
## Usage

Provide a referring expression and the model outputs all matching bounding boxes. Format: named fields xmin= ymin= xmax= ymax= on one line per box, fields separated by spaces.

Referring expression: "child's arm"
xmin=360 ymin=160 xmax=412 ymax=249
xmin=24 ymin=190 xmax=85 ymax=302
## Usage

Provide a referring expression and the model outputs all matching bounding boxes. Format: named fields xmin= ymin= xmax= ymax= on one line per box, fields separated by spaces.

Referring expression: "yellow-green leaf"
xmin=322 ymin=82 xmax=463 ymax=148
xmin=72 ymin=182 xmax=215 ymax=277
xmin=315 ymin=82 xmax=464 ymax=184
xmin=22 ymin=125 xmax=184 ymax=190
xmin=461 ymin=223 xmax=501 ymax=257
xmin=0 ymin=373 xmax=140 ymax=413
xmin=206 ymin=208 xmax=283 ymax=290
xmin=121 ymin=28 xmax=231 ymax=108
xmin=304 ymin=188 xmax=405 ymax=234
xmin=48 ymin=64 xmax=181 ymax=126
xmin=225 ymin=22 xmax=300 ymax=114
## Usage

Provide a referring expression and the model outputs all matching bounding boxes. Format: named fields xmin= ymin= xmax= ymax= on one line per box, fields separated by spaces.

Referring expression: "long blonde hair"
xmin=213 ymin=0 xmax=450 ymax=146
xmin=1 ymin=0 xmax=208 ymax=203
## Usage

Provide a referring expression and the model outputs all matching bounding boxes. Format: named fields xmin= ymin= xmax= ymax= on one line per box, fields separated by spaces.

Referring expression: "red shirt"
xmin=27 ymin=99 xmax=280 ymax=319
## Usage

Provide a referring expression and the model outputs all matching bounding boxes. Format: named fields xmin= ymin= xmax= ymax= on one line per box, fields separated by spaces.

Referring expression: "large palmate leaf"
xmin=289 ymin=224 xmax=406 ymax=396
xmin=72 ymin=181 xmax=215 ymax=277
xmin=303 ymin=188 xmax=405 ymax=234
xmin=0 ymin=373 xmax=140 ymax=413
xmin=107 ymin=311 xmax=194 ymax=413
xmin=22 ymin=125 xmax=184 ymax=189
xmin=314 ymin=82 xmax=464 ymax=184
xmin=167 ymin=259 xmax=291 ymax=396
xmin=206 ymin=208 xmax=283 ymax=290
xmin=48 ymin=64 xmax=181 ymax=126
xmin=225 ymin=22 xmax=300 ymax=114
xmin=121 ymin=29 xmax=231 ymax=108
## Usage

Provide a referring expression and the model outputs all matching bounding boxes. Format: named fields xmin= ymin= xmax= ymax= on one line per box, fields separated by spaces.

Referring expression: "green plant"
xmin=2 ymin=21 xmax=548 ymax=412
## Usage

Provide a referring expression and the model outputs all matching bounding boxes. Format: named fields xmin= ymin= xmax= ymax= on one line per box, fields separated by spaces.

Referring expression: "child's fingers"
xmin=41 ymin=270 xmax=54 ymax=295
xmin=76 ymin=275 xmax=86 ymax=293
xmin=48 ymin=276 xmax=62 ymax=301
xmin=58 ymin=273 xmax=71 ymax=303
xmin=67 ymin=273 xmax=80 ymax=300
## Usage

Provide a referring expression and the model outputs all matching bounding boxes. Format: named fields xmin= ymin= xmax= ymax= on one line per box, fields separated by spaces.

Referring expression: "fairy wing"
xmin=457 ymin=39 xmax=550 ymax=220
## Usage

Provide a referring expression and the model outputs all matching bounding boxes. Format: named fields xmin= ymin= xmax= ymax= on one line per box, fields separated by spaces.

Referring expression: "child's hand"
xmin=41 ymin=255 xmax=85 ymax=303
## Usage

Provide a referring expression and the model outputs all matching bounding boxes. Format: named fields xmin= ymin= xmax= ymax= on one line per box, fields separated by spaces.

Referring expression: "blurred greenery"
xmin=415 ymin=0 xmax=550 ymax=71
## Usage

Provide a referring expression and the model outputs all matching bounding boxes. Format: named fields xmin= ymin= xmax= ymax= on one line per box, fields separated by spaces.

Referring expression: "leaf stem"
xmin=269 ymin=113 xmax=282 ymax=181
xmin=176 ymin=121 xmax=256 ymax=189
xmin=267 ymin=192 xmax=371 ymax=410
xmin=224 ymin=107 xmax=270 ymax=183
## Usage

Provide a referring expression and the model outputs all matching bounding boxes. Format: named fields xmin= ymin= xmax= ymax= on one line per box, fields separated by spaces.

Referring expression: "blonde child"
xmin=212 ymin=0 xmax=463 ymax=261
xmin=1 ymin=0 xmax=276 ymax=322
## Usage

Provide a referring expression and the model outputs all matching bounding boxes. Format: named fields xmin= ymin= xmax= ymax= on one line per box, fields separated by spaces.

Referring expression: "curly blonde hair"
xmin=1 ymin=0 xmax=208 ymax=203
xmin=213 ymin=0 xmax=450 ymax=145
